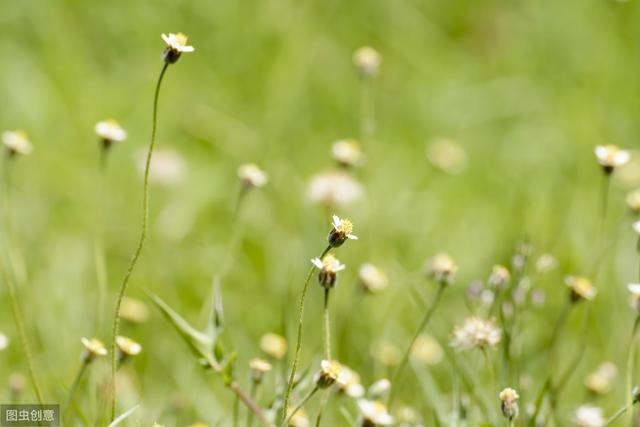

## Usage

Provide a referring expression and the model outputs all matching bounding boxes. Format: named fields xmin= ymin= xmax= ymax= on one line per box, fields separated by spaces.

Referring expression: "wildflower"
xmin=238 ymin=163 xmax=268 ymax=189
xmin=0 ymin=333 xmax=8 ymax=351
xmin=2 ymin=130 xmax=32 ymax=156
xmin=332 ymin=139 xmax=363 ymax=167
xmin=488 ymin=264 xmax=511 ymax=289
xmin=136 ymin=148 xmax=185 ymax=185
xmin=367 ymin=379 xmax=391 ymax=400
xmin=411 ymin=334 xmax=443 ymax=365
xmin=565 ymin=276 xmax=596 ymax=302
xmin=249 ymin=358 xmax=272 ymax=384
xmin=536 ymin=253 xmax=557 ymax=274
xmin=260 ymin=333 xmax=287 ymax=359
xmin=116 ymin=336 xmax=142 ymax=362
xmin=627 ymin=189 xmax=640 ymax=214
xmin=358 ymin=263 xmax=388 ymax=293
xmin=327 ymin=215 xmax=358 ymax=247
xmin=353 ymin=47 xmax=381 ymax=78
xmin=95 ymin=119 xmax=127 ymax=149
xmin=585 ymin=362 xmax=617 ymax=395
xmin=337 ymin=364 xmax=365 ymax=398
xmin=81 ymin=337 xmax=108 ymax=363
xmin=450 ymin=317 xmax=501 ymax=351
xmin=161 ymin=33 xmax=194 ymax=64
xmin=308 ymin=170 xmax=363 ymax=206
xmin=316 ymin=360 xmax=345 ymax=389
xmin=371 ymin=340 xmax=401 ymax=366
xmin=357 ymin=399 xmax=393 ymax=426
xmin=594 ymin=145 xmax=629 ymax=174
xmin=311 ymin=254 xmax=346 ymax=288
xmin=499 ymin=388 xmax=520 ymax=421
xmin=572 ymin=405 xmax=605 ymax=427
xmin=427 ymin=253 xmax=457 ymax=285
xmin=426 ymin=138 xmax=467 ymax=175
xmin=120 ymin=297 xmax=150 ymax=324
xmin=628 ymin=283 xmax=640 ymax=313
xmin=286 ymin=407 xmax=310 ymax=427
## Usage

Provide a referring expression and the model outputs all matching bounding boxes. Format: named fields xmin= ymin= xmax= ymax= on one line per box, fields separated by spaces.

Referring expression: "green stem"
xmin=285 ymin=386 xmax=319 ymax=425
xmin=282 ymin=245 xmax=331 ymax=425
xmin=95 ymin=151 xmax=108 ymax=333
xmin=388 ymin=282 xmax=446 ymax=408
xmin=246 ymin=382 xmax=258 ymax=427
xmin=233 ymin=393 xmax=240 ymax=427
xmin=359 ymin=76 xmax=374 ymax=143
xmin=315 ymin=391 xmax=329 ymax=427
xmin=63 ymin=362 xmax=88 ymax=423
xmin=625 ymin=316 xmax=640 ymax=426
xmin=600 ymin=173 xmax=610 ymax=235
xmin=323 ymin=288 xmax=331 ymax=361
xmin=482 ymin=346 xmax=498 ymax=423
xmin=109 ymin=62 xmax=169 ymax=420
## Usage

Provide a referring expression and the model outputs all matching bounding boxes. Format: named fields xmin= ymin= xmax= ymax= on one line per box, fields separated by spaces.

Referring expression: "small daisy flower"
xmin=311 ymin=254 xmax=346 ymax=289
xmin=585 ymin=362 xmax=617 ymax=395
xmin=0 ymin=333 xmax=8 ymax=351
xmin=328 ymin=215 xmax=358 ymax=247
xmin=95 ymin=119 xmax=127 ymax=149
xmin=238 ymin=163 xmax=268 ymax=189
xmin=81 ymin=337 xmax=108 ymax=362
xmin=565 ymin=276 xmax=596 ymax=302
xmin=120 ymin=297 xmax=150 ymax=324
xmin=249 ymin=358 xmax=272 ymax=384
xmin=116 ymin=336 xmax=142 ymax=361
xmin=594 ymin=145 xmax=629 ymax=174
xmin=367 ymin=379 xmax=391 ymax=400
xmin=627 ymin=189 xmax=640 ymax=214
xmin=572 ymin=404 xmax=605 ymax=427
xmin=336 ymin=364 xmax=365 ymax=398
xmin=488 ymin=265 xmax=511 ymax=289
xmin=161 ymin=32 xmax=195 ymax=64
xmin=358 ymin=263 xmax=388 ymax=293
xmin=427 ymin=253 xmax=458 ymax=285
xmin=316 ymin=359 xmax=345 ymax=389
xmin=411 ymin=334 xmax=443 ymax=365
xmin=2 ymin=130 xmax=32 ymax=156
xmin=357 ymin=399 xmax=393 ymax=426
xmin=260 ymin=333 xmax=287 ymax=360
xmin=450 ymin=317 xmax=501 ymax=352
xmin=308 ymin=170 xmax=364 ymax=206
xmin=353 ymin=47 xmax=381 ymax=78
xmin=332 ymin=139 xmax=363 ymax=167
xmin=499 ymin=388 xmax=520 ymax=421
xmin=633 ymin=221 xmax=640 ymax=236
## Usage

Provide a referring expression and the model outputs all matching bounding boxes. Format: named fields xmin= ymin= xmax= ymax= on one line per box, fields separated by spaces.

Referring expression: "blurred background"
xmin=2 ymin=0 xmax=640 ymax=425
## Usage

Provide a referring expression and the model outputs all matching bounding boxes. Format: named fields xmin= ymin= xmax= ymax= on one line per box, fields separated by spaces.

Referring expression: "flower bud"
xmin=499 ymin=388 xmax=520 ymax=421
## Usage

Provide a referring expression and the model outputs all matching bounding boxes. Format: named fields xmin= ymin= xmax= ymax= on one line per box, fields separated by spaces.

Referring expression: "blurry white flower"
xmin=572 ymin=405 xmax=604 ymax=427
xmin=535 ymin=253 xmax=557 ymax=274
xmin=627 ymin=189 xmax=640 ymax=214
xmin=238 ymin=163 xmax=268 ymax=188
xmin=628 ymin=283 xmax=640 ymax=313
xmin=633 ymin=221 xmax=640 ymax=235
xmin=357 ymin=399 xmax=393 ymax=426
xmin=426 ymin=138 xmax=467 ymax=175
xmin=585 ymin=362 xmax=617 ymax=395
xmin=120 ymin=297 xmax=150 ymax=324
xmin=0 ymin=333 xmax=8 ymax=351
xmin=411 ymin=334 xmax=443 ymax=365
xmin=371 ymin=340 xmax=400 ymax=366
xmin=161 ymin=32 xmax=195 ymax=63
xmin=359 ymin=263 xmax=388 ymax=293
xmin=336 ymin=364 xmax=364 ymax=398
xmin=311 ymin=254 xmax=346 ymax=288
xmin=332 ymin=139 xmax=363 ymax=167
xmin=499 ymin=388 xmax=519 ymax=421
xmin=316 ymin=360 xmax=346 ymax=388
xmin=2 ymin=130 xmax=32 ymax=156
xmin=488 ymin=265 xmax=510 ymax=289
xmin=308 ymin=170 xmax=363 ymax=206
xmin=368 ymin=379 xmax=391 ymax=400
xmin=287 ymin=407 xmax=309 ymax=427
xmin=95 ymin=119 xmax=127 ymax=146
xmin=450 ymin=317 xmax=501 ymax=351
xmin=594 ymin=145 xmax=629 ymax=174
xmin=260 ymin=333 xmax=287 ymax=360
xmin=565 ymin=276 xmax=596 ymax=302
xmin=136 ymin=148 xmax=185 ymax=185
xmin=427 ymin=253 xmax=457 ymax=285
xmin=116 ymin=336 xmax=142 ymax=360
xmin=249 ymin=358 xmax=272 ymax=384
xmin=81 ymin=337 xmax=108 ymax=362
xmin=353 ymin=47 xmax=381 ymax=78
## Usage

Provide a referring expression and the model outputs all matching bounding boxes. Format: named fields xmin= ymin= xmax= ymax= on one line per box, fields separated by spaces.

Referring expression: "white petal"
xmin=347 ymin=234 xmax=358 ymax=240
xmin=311 ymin=258 xmax=323 ymax=269
xmin=332 ymin=215 xmax=341 ymax=228
xmin=182 ymin=46 xmax=195 ymax=52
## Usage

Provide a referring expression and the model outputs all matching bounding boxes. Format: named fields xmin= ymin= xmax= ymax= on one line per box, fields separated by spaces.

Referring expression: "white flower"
xmin=488 ymin=264 xmax=510 ymax=289
xmin=572 ymin=405 xmax=605 ymax=427
xmin=633 ymin=221 xmax=640 ymax=235
xmin=565 ymin=276 xmax=596 ymax=302
xmin=260 ymin=333 xmax=287 ymax=360
xmin=311 ymin=254 xmax=346 ymax=288
xmin=316 ymin=360 xmax=346 ymax=388
xmin=499 ymin=388 xmax=520 ymax=421
xmin=427 ymin=253 xmax=458 ymax=284
xmin=116 ymin=336 xmax=142 ymax=357
xmin=238 ymin=163 xmax=268 ymax=188
xmin=308 ymin=170 xmax=363 ymax=206
xmin=0 ymin=333 xmax=9 ymax=351
xmin=161 ymin=33 xmax=195 ymax=63
xmin=353 ymin=47 xmax=381 ymax=77
xmin=359 ymin=263 xmax=388 ymax=293
xmin=536 ymin=253 xmax=557 ymax=274
xmin=332 ymin=139 xmax=363 ymax=167
xmin=411 ymin=334 xmax=443 ymax=365
xmin=136 ymin=148 xmax=186 ymax=185
xmin=367 ymin=379 xmax=391 ymax=400
xmin=95 ymin=119 xmax=127 ymax=143
xmin=594 ymin=145 xmax=629 ymax=172
xmin=585 ymin=362 xmax=617 ymax=395
xmin=450 ymin=317 xmax=501 ymax=351
xmin=2 ymin=130 xmax=32 ymax=155
xmin=357 ymin=399 xmax=393 ymax=426
xmin=81 ymin=337 xmax=108 ymax=362
xmin=627 ymin=189 xmax=640 ymax=213
xmin=328 ymin=215 xmax=358 ymax=247
xmin=249 ymin=358 xmax=272 ymax=383
xmin=336 ymin=364 xmax=365 ymax=398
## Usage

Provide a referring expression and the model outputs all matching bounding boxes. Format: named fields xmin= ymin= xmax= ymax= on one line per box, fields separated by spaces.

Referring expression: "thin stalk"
xmin=95 ymin=148 xmax=108 ymax=332
xmin=63 ymin=362 xmax=88 ymax=423
xmin=482 ymin=347 xmax=497 ymax=399
xmin=286 ymin=386 xmax=319 ymax=425
xmin=282 ymin=245 xmax=332 ymax=425
xmin=625 ymin=316 xmax=640 ymax=426
xmin=109 ymin=61 xmax=169 ymax=420
xmin=315 ymin=391 xmax=329 ymax=427
xmin=388 ymin=282 xmax=446 ymax=408
xmin=233 ymin=394 xmax=240 ymax=427
xmin=246 ymin=381 xmax=258 ymax=427
xmin=605 ymin=397 xmax=640 ymax=426
xmin=323 ymin=288 xmax=331 ymax=360
xmin=600 ymin=173 xmax=610 ymax=235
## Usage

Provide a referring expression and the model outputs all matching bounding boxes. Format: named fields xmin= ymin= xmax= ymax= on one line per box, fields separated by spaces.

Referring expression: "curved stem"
xmin=282 ymin=245 xmax=331 ymax=425
xmin=323 ymin=288 xmax=331 ymax=361
xmin=109 ymin=62 xmax=169 ymax=420
xmin=63 ymin=362 xmax=87 ymax=423
xmin=388 ymin=282 xmax=446 ymax=408
xmin=285 ymin=386 xmax=319 ymax=425
xmin=626 ymin=316 xmax=640 ymax=426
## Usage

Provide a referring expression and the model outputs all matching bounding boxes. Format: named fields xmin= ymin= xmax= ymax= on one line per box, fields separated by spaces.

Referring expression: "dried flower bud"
xmin=499 ymin=388 xmax=520 ymax=421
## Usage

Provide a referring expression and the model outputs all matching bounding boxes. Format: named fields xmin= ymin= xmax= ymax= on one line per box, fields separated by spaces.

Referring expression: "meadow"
xmin=2 ymin=0 xmax=640 ymax=426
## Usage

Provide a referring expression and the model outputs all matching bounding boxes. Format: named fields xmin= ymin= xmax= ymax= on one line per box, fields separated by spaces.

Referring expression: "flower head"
xmin=120 ymin=297 xmax=150 ymax=324
xmin=450 ymin=317 xmax=501 ymax=351
xmin=308 ymin=170 xmax=363 ymax=206
xmin=2 ymin=130 xmax=32 ymax=156
xmin=357 ymin=399 xmax=393 ymax=426
xmin=585 ymin=362 xmax=617 ymax=395
xmin=116 ymin=336 xmax=142 ymax=361
xmin=499 ymin=388 xmax=520 ymax=421
xmin=238 ymin=163 xmax=268 ymax=189
xmin=332 ymin=139 xmax=363 ymax=168
xmin=316 ymin=359 xmax=345 ymax=389
xmin=488 ymin=264 xmax=511 ymax=289
xmin=572 ymin=405 xmax=605 ymax=427
xmin=353 ymin=47 xmax=381 ymax=78
xmin=328 ymin=215 xmax=358 ymax=247
xmin=358 ymin=263 xmax=388 ymax=293
xmin=260 ymin=333 xmax=287 ymax=359
xmin=565 ymin=276 xmax=596 ymax=302
xmin=627 ymin=189 xmax=640 ymax=214
xmin=311 ymin=254 xmax=346 ymax=288
xmin=249 ymin=358 xmax=272 ymax=384
xmin=161 ymin=32 xmax=194 ymax=63
xmin=427 ymin=253 xmax=458 ymax=285
xmin=594 ymin=145 xmax=629 ymax=174
xmin=336 ymin=364 xmax=364 ymax=398
xmin=95 ymin=119 xmax=126 ymax=149
xmin=81 ymin=337 xmax=108 ymax=362
xmin=426 ymin=138 xmax=468 ymax=175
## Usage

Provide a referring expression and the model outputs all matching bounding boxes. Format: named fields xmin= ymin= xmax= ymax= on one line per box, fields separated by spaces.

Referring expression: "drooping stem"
xmin=323 ymin=288 xmax=331 ymax=361
xmin=285 ymin=386 xmax=319 ymax=425
xmin=625 ymin=316 xmax=640 ymax=426
xmin=282 ymin=245 xmax=332 ymax=425
xmin=388 ymin=282 xmax=446 ymax=408
xmin=63 ymin=362 xmax=88 ymax=423
xmin=109 ymin=62 xmax=169 ymax=420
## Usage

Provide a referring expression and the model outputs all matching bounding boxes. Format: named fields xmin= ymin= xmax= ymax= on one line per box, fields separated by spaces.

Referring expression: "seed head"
xmin=2 ymin=130 xmax=32 ymax=156
xmin=565 ymin=276 xmax=596 ymax=302
xmin=161 ymin=32 xmax=195 ymax=64
xmin=594 ymin=145 xmax=629 ymax=174
xmin=499 ymin=388 xmax=520 ymax=421
xmin=81 ymin=337 xmax=108 ymax=363
xmin=238 ymin=163 xmax=268 ymax=189
xmin=353 ymin=47 xmax=381 ymax=78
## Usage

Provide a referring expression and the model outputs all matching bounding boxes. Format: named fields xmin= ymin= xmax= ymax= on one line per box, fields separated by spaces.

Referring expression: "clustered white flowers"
xmin=450 ymin=317 xmax=501 ymax=351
